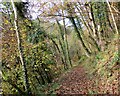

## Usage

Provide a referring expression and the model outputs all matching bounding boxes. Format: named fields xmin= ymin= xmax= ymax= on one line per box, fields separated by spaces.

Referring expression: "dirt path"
xmin=56 ymin=65 xmax=96 ymax=95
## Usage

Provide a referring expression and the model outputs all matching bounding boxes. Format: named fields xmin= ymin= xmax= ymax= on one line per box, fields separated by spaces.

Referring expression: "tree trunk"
xmin=59 ymin=39 xmax=68 ymax=69
xmin=62 ymin=14 xmax=72 ymax=67
xmin=11 ymin=0 xmax=31 ymax=95
xmin=107 ymin=1 xmax=119 ymax=35
xmin=89 ymin=4 xmax=98 ymax=38
xmin=56 ymin=19 xmax=68 ymax=69
xmin=76 ymin=4 xmax=101 ymax=52
xmin=69 ymin=17 xmax=91 ymax=57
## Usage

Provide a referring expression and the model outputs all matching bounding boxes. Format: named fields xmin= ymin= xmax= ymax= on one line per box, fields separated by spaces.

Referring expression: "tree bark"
xmin=56 ymin=19 xmax=68 ymax=69
xmin=62 ymin=11 xmax=72 ymax=67
xmin=69 ymin=17 xmax=91 ymax=57
xmin=106 ymin=1 xmax=119 ymax=35
xmin=75 ymin=4 xmax=100 ymax=52
xmin=11 ymin=0 xmax=31 ymax=95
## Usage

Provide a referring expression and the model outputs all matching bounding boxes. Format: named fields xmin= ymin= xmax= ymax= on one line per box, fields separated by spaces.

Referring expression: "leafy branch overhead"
xmin=1 ymin=1 xmax=119 ymax=95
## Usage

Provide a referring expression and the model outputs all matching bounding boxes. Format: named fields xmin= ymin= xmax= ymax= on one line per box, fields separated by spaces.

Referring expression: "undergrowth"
xmin=82 ymin=35 xmax=119 ymax=94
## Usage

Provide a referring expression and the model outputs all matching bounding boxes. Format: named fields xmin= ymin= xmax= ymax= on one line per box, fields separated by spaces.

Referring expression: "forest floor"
xmin=55 ymin=64 xmax=97 ymax=95
xmin=55 ymin=36 xmax=119 ymax=95
xmin=55 ymin=64 xmax=119 ymax=95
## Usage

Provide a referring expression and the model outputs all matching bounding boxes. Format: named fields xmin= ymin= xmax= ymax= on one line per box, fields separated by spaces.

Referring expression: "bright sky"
xmin=26 ymin=0 xmax=71 ymax=26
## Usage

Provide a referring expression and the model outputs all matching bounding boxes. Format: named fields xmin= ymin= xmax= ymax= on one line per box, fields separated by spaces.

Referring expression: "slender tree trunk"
xmin=35 ymin=76 xmax=41 ymax=85
xmin=62 ymin=15 xmax=72 ymax=67
xmin=89 ymin=3 xmax=100 ymax=44
xmin=76 ymin=4 xmax=101 ymax=52
xmin=35 ymin=69 xmax=45 ymax=85
xmin=76 ymin=4 xmax=93 ymax=35
xmin=66 ymin=3 xmax=91 ymax=56
xmin=50 ymin=37 xmax=65 ymax=66
xmin=69 ymin=17 xmax=91 ymax=57
xmin=56 ymin=19 xmax=68 ymax=69
xmin=106 ymin=0 xmax=119 ymax=35
xmin=11 ymin=0 xmax=31 ymax=95
xmin=37 ymin=69 xmax=46 ymax=85
xmin=50 ymin=37 xmax=60 ymax=53
xmin=59 ymin=39 xmax=68 ymax=69
xmin=104 ymin=2 xmax=113 ymax=31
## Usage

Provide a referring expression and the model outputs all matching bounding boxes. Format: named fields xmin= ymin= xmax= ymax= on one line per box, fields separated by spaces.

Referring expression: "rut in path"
xmin=56 ymin=65 xmax=96 ymax=94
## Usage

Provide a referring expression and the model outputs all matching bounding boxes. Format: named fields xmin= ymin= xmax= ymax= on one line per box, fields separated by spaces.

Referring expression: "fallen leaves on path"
xmin=55 ymin=65 xmax=119 ymax=95
xmin=56 ymin=65 xmax=96 ymax=95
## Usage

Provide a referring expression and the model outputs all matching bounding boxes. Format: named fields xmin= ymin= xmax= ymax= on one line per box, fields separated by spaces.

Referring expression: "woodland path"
xmin=56 ymin=65 xmax=97 ymax=95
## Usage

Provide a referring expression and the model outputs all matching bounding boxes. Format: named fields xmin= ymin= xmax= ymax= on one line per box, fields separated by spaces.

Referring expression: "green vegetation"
xmin=0 ymin=1 xmax=119 ymax=95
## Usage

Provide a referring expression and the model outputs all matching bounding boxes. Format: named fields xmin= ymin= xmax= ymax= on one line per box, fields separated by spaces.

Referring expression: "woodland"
xmin=0 ymin=0 xmax=120 ymax=95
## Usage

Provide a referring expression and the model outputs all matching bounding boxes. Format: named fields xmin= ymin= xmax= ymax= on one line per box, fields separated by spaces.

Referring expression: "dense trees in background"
xmin=1 ymin=1 xmax=119 ymax=95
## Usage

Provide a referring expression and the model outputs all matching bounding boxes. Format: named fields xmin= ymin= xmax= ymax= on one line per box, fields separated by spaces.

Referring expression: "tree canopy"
xmin=1 ymin=1 xmax=119 ymax=95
